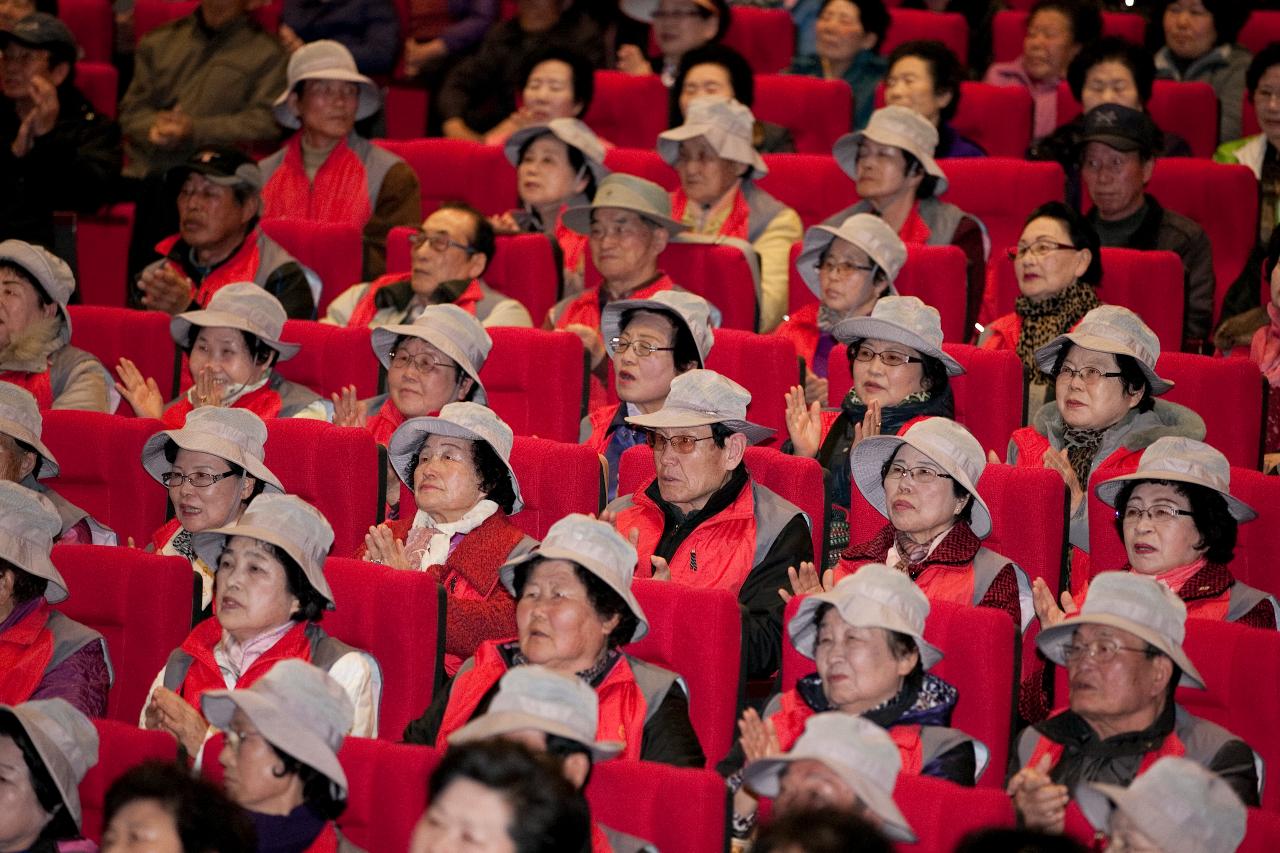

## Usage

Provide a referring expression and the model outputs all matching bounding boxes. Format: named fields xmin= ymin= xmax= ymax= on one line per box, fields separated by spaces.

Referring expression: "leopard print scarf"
xmin=1015 ymin=280 xmax=1101 ymax=385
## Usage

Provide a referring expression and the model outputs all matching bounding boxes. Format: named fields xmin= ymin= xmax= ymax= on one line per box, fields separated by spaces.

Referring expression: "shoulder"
xmin=1154 ymin=205 xmax=1210 ymax=245
xmin=751 ymin=481 xmax=805 ymax=521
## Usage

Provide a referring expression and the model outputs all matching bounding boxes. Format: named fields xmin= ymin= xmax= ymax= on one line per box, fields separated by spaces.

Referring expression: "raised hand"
xmin=778 ymin=560 xmax=833 ymax=602
xmin=784 ymin=385 xmax=823 ymax=459
xmin=363 ymin=523 xmax=411 ymax=570
xmin=114 ymin=357 xmax=165 ymax=420
xmin=331 ymin=385 xmax=368 ymax=428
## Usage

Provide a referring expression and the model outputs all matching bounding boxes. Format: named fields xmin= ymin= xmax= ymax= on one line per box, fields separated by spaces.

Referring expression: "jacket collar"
xmin=1037 ymin=697 xmax=1177 ymax=758
xmin=643 ymin=462 xmax=750 ymax=528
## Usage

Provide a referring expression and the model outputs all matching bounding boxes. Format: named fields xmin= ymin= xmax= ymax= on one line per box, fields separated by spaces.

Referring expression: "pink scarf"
xmin=1154 ymin=557 xmax=1209 ymax=596
xmin=1251 ymin=303 xmax=1280 ymax=387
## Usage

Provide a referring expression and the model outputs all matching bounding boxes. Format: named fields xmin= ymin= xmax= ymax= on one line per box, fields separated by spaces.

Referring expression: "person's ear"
xmin=17 ymin=450 xmax=38 ymax=481
xmin=1072 ymin=247 xmax=1092 ymax=280
xmin=454 ymin=375 xmax=475 ymax=402
xmin=238 ymin=475 xmax=256 ymax=502
xmin=650 ymin=226 xmax=671 ymax=256
xmin=895 ymin=649 xmax=919 ymax=678
xmin=561 ymin=753 xmax=591 ymax=790
xmin=48 ymin=61 xmax=70 ymax=88
xmin=1140 ymin=157 xmax=1155 ymax=185
xmin=239 ymin=193 xmax=260 ymax=228
xmin=464 ymin=248 xmax=487 ymax=281
xmin=723 ymin=432 xmax=748 ymax=470
xmin=1149 ymin=654 xmax=1174 ymax=699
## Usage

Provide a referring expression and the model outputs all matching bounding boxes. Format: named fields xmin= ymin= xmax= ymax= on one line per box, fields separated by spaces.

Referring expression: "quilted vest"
xmin=0 ymin=367 xmax=53 ymax=409
xmin=0 ymin=601 xmax=108 ymax=704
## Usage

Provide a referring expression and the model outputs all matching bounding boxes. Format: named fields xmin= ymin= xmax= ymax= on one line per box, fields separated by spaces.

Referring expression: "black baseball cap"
xmin=1078 ymin=103 xmax=1160 ymax=156
xmin=0 ymin=13 xmax=78 ymax=66
xmin=167 ymin=146 xmax=263 ymax=193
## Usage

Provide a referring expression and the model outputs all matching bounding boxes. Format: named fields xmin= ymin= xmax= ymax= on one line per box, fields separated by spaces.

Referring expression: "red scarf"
xmin=898 ymin=201 xmax=933 ymax=247
xmin=366 ymin=398 xmax=407 ymax=447
xmin=670 ymin=186 xmax=751 ymax=240
xmin=555 ymin=212 xmax=590 ymax=279
xmin=0 ymin=368 xmax=53 ymax=409
xmin=174 ymin=617 xmax=312 ymax=710
xmin=155 ymin=233 xmax=263 ymax=309
xmin=0 ymin=599 xmax=54 ymax=704
xmin=149 ymin=518 xmax=183 ymax=553
xmin=261 ymin=136 xmax=373 ymax=227
xmin=345 ymin=275 xmax=484 ymax=329
xmin=162 ymin=384 xmax=284 ymax=429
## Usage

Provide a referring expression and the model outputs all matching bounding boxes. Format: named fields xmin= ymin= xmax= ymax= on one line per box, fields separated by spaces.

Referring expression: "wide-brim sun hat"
xmin=1033 ymin=304 xmax=1172 ymax=396
xmin=170 ymin=282 xmax=300 ymax=362
xmin=0 ymin=700 xmax=97 ymax=831
xmin=620 ymin=0 xmax=719 ymax=23
xmin=0 ymin=240 xmax=76 ymax=344
xmin=505 ymin=118 xmax=611 ymax=185
xmin=561 ymin=173 xmax=688 ymax=237
xmin=796 ymin=213 xmax=906 ymax=299
xmin=0 ymin=383 xmax=59 ymax=478
xmin=657 ymin=96 xmax=767 ymax=180
xmin=369 ymin=304 xmax=491 ymax=406
xmin=600 ymin=289 xmax=718 ymax=366
xmin=272 ymin=39 xmax=380 ymax=128
xmin=833 ymin=105 xmax=948 ymax=195
xmin=832 ymin=295 xmax=964 ymax=376
xmin=0 ymin=482 xmax=68 ymax=602
xmin=1095 ymin=436 xmax=1256 ymax=523
xmin=139 ymin=407 xmax=284 ymax=494
xmin=624 ymin=368 xmax=774 ymax=445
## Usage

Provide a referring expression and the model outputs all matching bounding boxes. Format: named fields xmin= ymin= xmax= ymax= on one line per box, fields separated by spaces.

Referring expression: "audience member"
xmin=669 ymin=43 xmax=795 ymax=153
xmin=1215 ymin=43 xmax=1280 ymax=243
xmin=1216 ymin=255 xmax=1280 ymax=458
xmin=885 ymin=40 xmax=984 ymax=158
xmin=482 ymin=45 xmax=598 ymax=147
xmin=1153 ymin=0 xmax=1251 ymax=145
xmin=617 ymin=0 xmax=730 ymax=87
xmin=753 ymin=808 xmax=893 ymax=853
xmin=787 ymin=0 xmax=890 ymax=131
xmin=279 ymin=0 xmax=400 ymax=77
xmin=0 ymin=0 xmax=38 ymax=29
xmin=400 ymin=0 xmax=499 ymax=107
xmin=101 ymin=759 xmax=257 ymax=853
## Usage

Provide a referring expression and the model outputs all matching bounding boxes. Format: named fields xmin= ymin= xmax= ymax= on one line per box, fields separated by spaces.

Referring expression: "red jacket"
xmin=551 ymin=274 xmax=677 ymax=332
xmin=773 ymin=302 xmax=821 ymax=368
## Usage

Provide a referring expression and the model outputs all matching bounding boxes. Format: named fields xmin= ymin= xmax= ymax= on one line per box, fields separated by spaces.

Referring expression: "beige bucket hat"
xmin=797 ymin=213 xmax=906 ymax=299
xmin=0 ymin=481 xmax=68 ymax=602
xmin=387 ymin=402 xmax=523 ymax=513
xmin=562 ymin=173 xmax=688 ymax=237
xmin=789 ymin=563 xmax=943 ymax=668
xmin=273 ymin=39 xmax=380 ymax=128
xmin=448 ymin=665 xmax=625 ymax=760
xmin=832 ymin=295 xmax=964 ymax=376
xmin=1034 ymin=305 xmax=1172 ymax=396
xmin=140 ymin=407 xmax=284 ymax=494
xmin=624 ymin=368 xmax=774 ymax=445
xmin=506 ymin=118 xmax=611 ymax=185
xmin=743 ymin=712 xmax=916 ymax=843
xmin=0 ymin=699 xmax=98 ymax=830
xmin=1037 ymin=571 xmax=1204 ymax=688
xmin=0 ymin=383 xmax=59 ymax=478
xmin=851 ymin=416 xmax=992 ymax=539
xmin=834 ymin=105 xmax=948 ymax=195
xmin=203 ymin=659 xmax=354 ymax=797
xmin=658 ymin=96 xmax=767 ymax=180
xmin=0 ymin=240 xmax=76 ymax=344
xmin=621 ymin=0 xmax=720 ymax=22
xmin=1096 ymin=436 xmax=1256 ymax=523
xmin=1076 ymin=756 xmax=1246 ymax=853
xmin=601 ymin=289 xmax=717 ymax=367
xmin=500 ymin=513 xmax=648 ymax=642
xmin=192 ymin=493 xmax=336 ymax=607
xmin=370 ymin=304 xmax=491 ymax=406
xmin=170 ymin=282 xmax=300 ymax=362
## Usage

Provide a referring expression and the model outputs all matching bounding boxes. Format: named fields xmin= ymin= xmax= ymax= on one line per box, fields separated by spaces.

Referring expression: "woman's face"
xmin=1163 ymin=0 xmax=1217 ymax=62
xmin=653 ymin=0 xmax=719 ymax=60
xmin=0 ymin=735 xmax=51 ymax=852
xmin=218 ymin=709 xmax=302 ymax=816
xmin=613 ymin=311 xmax=680 ymax=410
xmin=517 ymin=135 xmax=588 ymax=210
xmin=1023 ymin=8 xmax=1077 ymax=82
xmin=851 ymin=337 xmax=926 ymax=407
xmin=388 ymin=338 xmax=469 ymax=419
xmin=408 ymin=778 xmax=517 ymax=853
xmin=414 ymin=434 xmax=486 ymax=523
xmin=188 ymin=327 xmax=270 ymax=392
xmin=678 ymin=63 xmax=734 ymax=117
xmin=1122 ymin=482 xmax=1205 ymax=576
xmin=674 ymin=135 xmax=744 ymax=206
xmin=853 ymin=139 xmax=917 ymax=207
xmin=1054 ymin=345 xmax=1143 ymax=430
xmin=166 ymin=448 xmax=254 ymax=534
xmin=884 ymin=444 xmax=968 ymax=542
xmin=1253 ymin=65 xmax=1280 ymax=148
xmin=516 ymin=559 xmax=618 ymax=676
xmin=522 ymin=60 xmax=580 ymax=122
xmin=1014 ymin=216 xmax=1090 ymax=302
xmin=884 ymin=56 xmax=948 ymax=126
xmin=100 ymin=798 xmax=183 ymax=853
xmin=214 ymin=535 xmax=299 ymax=642
xmin=814 ymin=609 xmax=916 ymax=714
xmin=815 ymin=0 xmax=877 ymax=67
xmin=1081 ymin=60 xmax=1142 ymax=112
xmin=818 ymin=238 xmax=883 ymax=316
xmin=295 ymin=79 xmax=359 ymax=143
xmin=0 ymin=267 xmax=56 ymax=351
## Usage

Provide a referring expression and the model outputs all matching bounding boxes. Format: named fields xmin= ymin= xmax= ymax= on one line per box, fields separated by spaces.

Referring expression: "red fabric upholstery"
xmin=60 ymin=0 xmax=113 ymax=62
xmin=722 ymin=7 xmax=794 ymax=73
xmin=758 ymin=153 xmax=855 ymax=228
xmin=883 ymin=10 xmax=969 ymax=68
xmin=1158 ymin=352 xmax=1265 ymax=469
xmin=384 ymin=83 xmax=430 ymax=140
xmin=374 ymin=138 xmax=517 ymax=217
xmin=74 ymin=61 xmax=118 ymax=119
xmin=587 ymin=759 xmax=728 ymax=851
xmin=52 ymin=545 xmax=193 ymax=723
xmin=704 ymin=327 xmax=795 ymax=445
xmin=992 ymin=10 xmax=1144 ymax=63
xmin=1243 ymin=808 xmax=1280 ymax=853
xmin=41 ymin=412 xmax=169 ymax=544
xmin=624 ymin=578 xmax=742 ymax=768
xmin=1241 ymin=11 xmax=1280 ymax=54
xmin=893 ymin=774 xmax=1018 ymax=848
xmin=584 ymin=71 xmax=669 ymax=150
xmin=263 ymin=420 xmax=383 ymax=557
xmin=481 ymin=328 xmax=586 ymax=443
xmin=68 ymin=305 xmax=178 ymax=403
xmin=942 ymin=157 xmax=1064 ymax=277
xmin=79 ymin=721 xmax=179 ymax=842
xmin=75 ymin=203 xmax=135 ymax=308
xmin=276 ymin=320 xmax=380 ymax=399
xmin=951 ymin=83 xmax=1034 ymax=158
xmin=1056 ymin=80 xmax=1221 ymax=159
xmin=602 ymin=147 xmax=678 ymax=191
xmin=1245 ymin=92 xmax=1260 ymax=137
xmin=753 ymin=75 xmax=853 ymax=154
xmin=260 ymin=220 xmax=363 ymax=316
xmin=323 ymin=557 xmax=446 ymax=740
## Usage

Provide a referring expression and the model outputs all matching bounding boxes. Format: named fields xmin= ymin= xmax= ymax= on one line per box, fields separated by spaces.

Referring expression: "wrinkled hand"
xmin=1031 ymin=577 xmax=1077 ymax=630
xmin=277 ymin=22 xmax=305 ymax=53
xmin=488 ymin=212 xmax=521 ymax=235
xmin=565 ymin=322 xmax=606 ymax=368
xmin=1007 ymin=753 xmax=1069 ymax=834
xmin=616 ymin=44 xmax=652 ymax=76
xmin=192 ymin=367 xmax=225 ymax=410
xmin=137 ymin=264 xmax=195 ymax=315
xmin=738 ymin=708 xmax=782 ymax=764
xmin=114 ymin=357 xmax=166 ymax=420
xmin=784 ymin=385 xmax=823 ymax=459
xmin=850 ymin=399 xmax=882 ymax=448
xmin=363 ymin=523 xmax=412 ymax=570
xmin=402 ymin=37 xmax=446 ymax=77
xmin=148 ymin=107 xmax=193 ymax=148
xmin=802 ymin=369 xmax=829 ymax=407
xmin=331 ymin=385 xmax=368 ymax=428
xmin=146 ymin=687 xmax=210 ymax=756
xmin=779 ymin=560 xmax=832 ymax=603
xmin=1043 ymin=446 xmax=1085 ymax=514
xmin=11 ymin=75 xmax=59 ymax=157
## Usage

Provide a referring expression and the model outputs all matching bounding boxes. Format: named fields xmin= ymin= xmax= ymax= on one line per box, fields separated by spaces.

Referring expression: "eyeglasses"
xmin=160 ymin=470 xmax=237 ymax=488
xmin=224 ymin=728 xmax=267 ymax=752
xmin=408 ymin=230 xmax=476 ymax=255
xmin=853 ymin=346 xmax=923 ymax=368
xmin=1056 ymin=365 xmax=1123 ymax=385
xmin=646 ymin=432 xmax=715 ymax=454
xmin=611 ymin=338 xmax=675 ymax=358
xmin=1061 ymin=640 xmax=1151 ymax=664
xmin=1120 ymin=505 xmax=1195 ymax=524
xmin=1007 ymin=240 xmax=1077 ymax=261
xmin=884 ymin=463 xmax=953 ymax=484
xmin=389 ymin=351 xmax=457 ymax=376
xmin=818 ymin=258 xmax=876 ymax=278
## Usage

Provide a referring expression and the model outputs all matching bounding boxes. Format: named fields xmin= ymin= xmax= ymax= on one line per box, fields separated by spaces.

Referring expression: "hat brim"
xmin=1095 ymin=471 xmax=1256 ymax=523
xmin=386 ymin=416 xmax=523 ymax=514
xmin=561 ymin=202 xmax=687 ymax=238
xmin=192 ymin=523 xmax=334 ymax=607
xmin=834 ymin=130 xmax=948 ymax=196
xmin=600 ymin=297 xmax=714 ymax=366
xmin=0 ymin=706 xmax=83 ymax=828
xmin=623 ymin=408 xmax=775 ymax=446
xmin=794 ymin=226 xmax=902 ymax=300
xmin=656 ymin=126 xmax=767 ymax=180
xmin=0 ymin=415 xmax=59 ymax=479
xmin=273 ymin=71 xmax=381 ymax=129
xmin=139 ymin=429 xmax=284 ymax=494
xmin=505 ymin=125 xmax=610 ymax=185
xmin=1036 ymin=611 xmax=1204 ymax=688
xmin=170 ymin=309 xmax=299 ymax=361
xmin=0 ymin=528 xmax=68 ymax=603
xmin=1034 ymin=332 xmax=1173 ymax=395
xmin=789 ymin=593 xmax=943 ymax=669
xmin=369 ymin=323 xmax=489 ymax=406
xmin=1079 ymin=133 xmax=1142 ymax=153
xmin=499 ymin=545 xmax=648 ymax=642
xmin=447 ymin=710 xmax=624 ymax=761
xmin=831 ymin=316 xmax=964 ymax=376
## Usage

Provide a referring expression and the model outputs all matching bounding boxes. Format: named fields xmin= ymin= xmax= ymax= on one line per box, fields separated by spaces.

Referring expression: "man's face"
xmin=0 ymin=42 xmax=54 ymax=101
xmin=1066 ymin=623 xmax=1171 ymax=730
xmin=588 ymin=208 xmax=665 ymax=287
xmin=294 ymin=78 xmax=359 ymax=142
xmin=1081 ymin=141 xmax=1152 ymax=221
xmin=650 ymin=425 xmax=743 ymax=514
xmin=177 ymin=173 xmax=254 ymax=251
xmin=410 ymin=208 xmax=485 ymax=297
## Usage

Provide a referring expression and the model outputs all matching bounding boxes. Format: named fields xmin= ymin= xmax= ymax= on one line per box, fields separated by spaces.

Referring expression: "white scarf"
xmin=409 ymin=499 xmax=499 ymax=570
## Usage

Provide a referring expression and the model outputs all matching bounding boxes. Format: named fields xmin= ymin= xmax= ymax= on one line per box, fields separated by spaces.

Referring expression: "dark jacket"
xmin=406 ymin=0 xmax=499 ymax=53
xmin=937 ymin=122 xmax=985 ymax=159
xmin=281 ymin=0 xmax=401 ymax=76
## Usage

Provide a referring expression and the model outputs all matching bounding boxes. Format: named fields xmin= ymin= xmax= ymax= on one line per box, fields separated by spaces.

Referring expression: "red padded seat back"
xmin=1240 ymin=11 xmax=1280 ymax=54
xmin=276 ymin=320 xmax=380 ymax=400
xmin=883 ymin=10 xmax=969 ymax=68
xmin=1148 ymin=81 xmax=1220 ymax=158
xmin=951 ymin=83 xmax=1034 ymax=158
xmin=992 ymin=10 xmax=1143 ymax=63
xmin=1243 ymin=808 xmax=1280 ymax=853
xmin=75 ymin=61 xmax=118 ymax=119
xmin=704 ymin=327 xmax=796 ymax=445
xmin=481 ymin=327 xmax=586 ymax=443
xmin=60 ymin=0 xmax=114 ymax=62
xmin=587 ymin=760 xmax=728 ymax=851
xmin=69 ymin=305 xmax=179 ymax=404
xmin=894 ymin=774 xmax=1017 ymax=848
xmin=753 ymin=75 xmax=853 ymax=154
xmin=79 ymin=721 xmax=179 ymax=842
xmin=260 ymin=220 xmax=363 ymax=316
xmin=758 ymin=153 xmax=853 ymax=228
xmin=602 ymin=146 xmax=678 ymax=190
xmin=374 ymin=138 xmax=517 ymax=216
xmin=585 ymin=71 xmax=669 ymax=150
xmin=1158 ymin=352 xmax=1264 ymax=469
xmin=723 ymin=7 xmax=795 ymax=74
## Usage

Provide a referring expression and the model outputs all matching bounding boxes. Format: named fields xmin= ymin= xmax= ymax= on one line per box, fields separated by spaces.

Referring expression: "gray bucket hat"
xmin=624 ymin=368 xmax=774 ymax=445
xmin=1036 ymin=571 xmax=1204 ymax=688
xmin=743 ymin=713 xmax=916 ymax=843
xmin=273 ymin=39 xmax=380 ymax=129
xmin=0 ymin=383 xmax=59 ymax=478
xmin=1076 ymin=756 xmax=1247 ymax=853
xmin=562 ymin=173 xmax=688 ymax=237
xmin=0 ymin=240 xmax=76 ymax=344
xmin=448 ymin=665 xmax=625 ymax=760
xmin=834 ymin=105 xmax=949 ymax=195
xmin=1096 ymin=436 xmax=1256 ymax=523
xmin=370 ymin=304 xmax=491 ymax=406
xmin=505 ymin=118 xmax=611 ymax=185
xmin=601 ymin=289 xmax=717 ymax=367
xmin=500 ymin=514 xmax=648 ymax=642
xmin=851 ymin=417 xmax=993 ymax=539
xmin=192 ymin=493 xmax=336 ymax=608
xmin=140 ymin=407 xmax=284 ymax=494
xmin=621 ymin=0 xmax=720 ymax=23
xmin=658 ymin=96 xmax=768 ymax=180
xmin=170 ymin=282 xmax=300 ymax=362
xmin=797 ymin=214 xmax=906 ymax=299
xmin=0 ymin=481 xmax=68 ymax=602
xmin=789 ymin=563 xmax=943 ymax=668
xmin=387 ymin=402 xmax=524 ymax=514
xmin=0 ymin=699 xmax=98 ymax=830
xmin=832 ymin=295 xmax=964 ymax=376
xmin=203 ymin=659 xmax=354 ymax=797
xmin=1034 ymin=305 xmax=1173 ymax=396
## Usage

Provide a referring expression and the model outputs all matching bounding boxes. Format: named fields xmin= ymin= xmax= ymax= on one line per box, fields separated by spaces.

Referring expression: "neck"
xmin=604 ymin=269 xmax=659 ymax=300
xmin=836 ymin=680 xmax=902 ymax=716
xmin=544 ymin=646 xmax=607 ymax=678
xmin=1099 ymin=196 xmax=1146 ymax=223
xmin=871 ymin=191 xmax=916 ymax=231
xmin=201 ymin=5 xmax=242 ymax=30
xmin=902 ymin=520 xmax=954 ymax=547
xmin=193 ymin=230 xmax=247 ymax=267
xmin=533 ymin=201 xmax=564 ymax=230
xmin=301 ymin=128 xmax=344 ymax=152
xmin=821 ymin=55 xmax=852 ymax=80
xmin=250 ymin=785 xmax=306 ymax=818
xmin=632 ymin=396 xmax=666 ymax=415
xmin=1083 ymin=697 xmax=1166 ymax=742
xmin=227 ymin=618 xmax=294 ymax=648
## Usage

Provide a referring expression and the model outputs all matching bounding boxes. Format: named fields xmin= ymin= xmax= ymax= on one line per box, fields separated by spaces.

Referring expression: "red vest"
xmin=0 ymin=368 xmax=53 ymax=410
xmin=156 ymin=232 xmax=264 ymax=308
xmin=1185 ymin=591 xmax=1231 ymax=621
xmin=980 ymin=313 xmax=1022 ymax=353
xmin=554 ymin=210 xmax=590 ymax=279
xmin=303 ymin=823 xmax=339 ymax=853
xmin=261 ymin=136 xmax=373 ymax=228
xmin=0 ymin=600 xmax=55 ymax=704
xmin=591 ymin=822 xmax=612 ymax=853
xmin=554 ymin=275 xmax=676 ymax=332
xmin=772 ymin=303 xmax=821 ymax=369
xmin=174 ymin=617 xmax=312 ymax=710
xmin=670 ymin=186 xmax=751 ymax=241
xmin=162 ymin=384 xmax=284 ymax=429
xmin=345 ymin=275 xmax=485 ymax=329
xmin=583 ymin=403 xmax=620 ymax=456
xmin=770 ymin=691 xmax=925 ymax=776
xmin=149 ymin=518 xmax=183 ymax=553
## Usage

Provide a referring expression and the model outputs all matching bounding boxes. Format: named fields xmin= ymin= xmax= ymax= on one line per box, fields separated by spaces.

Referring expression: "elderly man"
xmin=1080 ymin=103 xmax=1214 ymax=348
xmin=134 ymin=146 xmax=316 ymax=319
xmin=1009 ymin=571 xmax=1259 ymax=836
xmin=0 ymin=13 xmax=121 ymax=247
xmin=259 ymin=40 xmax=421 ymax=280
xmin=323 ymin=201 xmax=531 ymax=329
xmin=606 ymin=369 xmax=811 ymax=678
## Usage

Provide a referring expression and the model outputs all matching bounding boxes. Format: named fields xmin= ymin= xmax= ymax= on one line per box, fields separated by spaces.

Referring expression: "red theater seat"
xmin=585 ymin=71 xmax=668 ymax=150
xmin=952 ymin=83 xmax=1034 ymax=158
xmin=277 ymin=320 xmax=380 ymax=400
xmin=1243 ymin=808 xmax=1280 ymax=853
xmin=482 ymin=328 xmax=586 ymax=443
xmin=723 ymin=7 xmax=795 ymax=73
xmin=60 ymin=0 xmax=114 ymax=62
xmin=942 ymin=159 xmax=1065 ymax=281
xmin=895 ymin=774 xmax=1018 ymax=849
xmin=603 ymin=147 xmax=677 ymax=190
xmin=1240 ymin=11 xmax=1280 ymax=55
xmin=992 ymin=10 xmax=1144 ymax=63
xmin=260 ymin=220 xmax=363 ymax=316
xmin=1158 ymin=352 xmax=1265 ymax=469
xmin=1055 ymin=80 xmax=1220 ymax=159
xmin=754 ymin=75 xmax=853 ymax=154
xmin=374 ymin=138 xmax=517 ymax=217
xmin=75 ymin=203 xmax=135 ymax=308
xmin=68 ymin=305 xmax=179 ymax=403
xmin=703 ymin=327 xmax=795 ymax=444
xmin=75 ymin=61 xmax=118 ymax=119
xmin=80 ymin=721 xmax=179 ymax=842
xmin=883 ymin=10 xmax=969 ymax=67
xmin=588 ymin=760 xmax=728 ymax=851
xmin=758 ymin=154 xmax=855 ymax=228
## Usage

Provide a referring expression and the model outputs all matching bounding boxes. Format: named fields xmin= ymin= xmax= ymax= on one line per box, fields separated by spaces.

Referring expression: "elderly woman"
xmin=481 ymin=46 xmax=599 ymax=148
xmin=115 ymin=283 xmax=325 ymax=428
xmin=1217 ymin=255 xmax=1280 ymax=459
xmin=658 ymin=97 xmax=803 ymax=332
xmin=1216 ymin=44 xmax=1280 ymax=244
xmin=981 ymin=202 xmax=1102 ymax=416
xmin=775 ymin=214 xmax=906 ymax=407
xmin=588 ymin=290 xmax=715 ymax=501
xmin=358 ymin=402 xmax=536 ymax=675
xmin=205 ymin=660 xmax=365 ymax=852
xmin=788 ymin=0 xmax=890 ymax=131
xmin=828 ymin=106 xmax=989 ymax=336
xmin=885 ymin=40 xmax=983 ymax=159
xmin=0 ymin=240 xmax=114 ymax=412
xmin=260 ymin=40 xmax=421 ymax=281
xmin=102 ymin=760 xmax=256 ymax=853
xmin=0 ymin=483 xmax=111 ymax=718
xmin=141 ymin=493 xmax=382 ymax=755
xmin=670 ymin=43 xmax=795 ymax=154
xmin=617 ymin=0 xmax=729 ymax=88
xmin=0 ymin=699 xmax=99 ymax=852
xmin=403 ymin=513 xmax=704 ymax=767
xmin=1155 ymin=0 xmax=1251 ymax=145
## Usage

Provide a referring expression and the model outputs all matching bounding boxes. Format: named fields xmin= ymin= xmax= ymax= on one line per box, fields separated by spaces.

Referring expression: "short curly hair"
xmin=1112 ymin=478 xmax=1238 ymax=565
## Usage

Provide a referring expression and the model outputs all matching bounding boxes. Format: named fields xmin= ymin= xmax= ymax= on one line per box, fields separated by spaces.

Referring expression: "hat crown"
xmin=411 ymin=303 xmax=494 ymax=363
xmin=1081 ymin=572 xmax=1188 ymax=647
xmin=0 ymin=382 xmax=42 ymax=440
xmin=0 ymin=239 xmax=76 ymax=306
xmin=839 ymin=214 xmax=908 ymax=279
xmin=662 ymin=369 xmax=752 ymax=422
xmin=1081 ymin=103 xmax=1157 ymax=148
xmin=868 ymin=295 xmax=944 ymax=350
xmin=540 ymin=514 xmax=638 ymax=591
xmin=202 ymin=282 xmax=288 ymax=340
xmin=543 ymin=118 xmax=608 ymax=165
xmin=238 ymin=493 xmax=335 ymax=568
xmin=865 ymin=106 xmax=940 ymax=156
xmin=1124 ymin=757 xmax=1247 ymax=851
xmin=14 ymin=698 xmax=98 ymax=781
xmin=1133 ymin=436 xmax=1230 ymax=492
xmin=252 ymin=660 xmax=354 ymax=751
xmin=1074 ymin=305 xmax=1161 ymax=367
xmin=899 ymin=416 xmax=985 ymax=485
xmin=602 ymin=289 xmax=717 ymax=364
xmin=590 ymin=173 xmax=674 ymax=221
xmin=0 ymin=481 xmax=62 ymax=549
xmin=180 ymin=407 xmax=270 ymax=462
xmin=490 ymin=666 xmax=600 ymax=743
xmin=792 ymin=713 xmax=902 ymax=794
xmin=436 ymin=401 xmax=514 ymax=460
xmin=287 ymin=39 xmax=359 ymax=83
xmin=682 ymin=96 xmax=755 ymax=144
xmin=837 ymin=563 xmax=931 ymax=634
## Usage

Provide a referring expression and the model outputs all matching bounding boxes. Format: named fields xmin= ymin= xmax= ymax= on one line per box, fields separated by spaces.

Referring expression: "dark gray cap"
xmin=0 ymin=13 xmax=77 ymax=64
